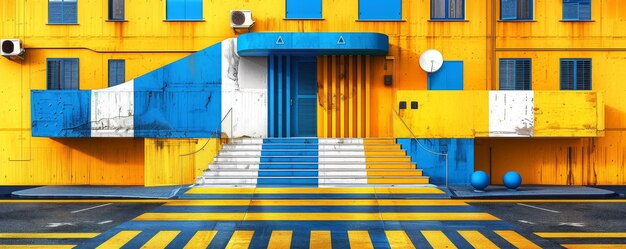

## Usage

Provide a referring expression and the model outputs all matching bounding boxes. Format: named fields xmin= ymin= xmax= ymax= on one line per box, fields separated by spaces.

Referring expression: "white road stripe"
xmin=70 ymin=203 xmax=113 ymax=214
xmin=517 ymin=203 xmax=561 ymax=213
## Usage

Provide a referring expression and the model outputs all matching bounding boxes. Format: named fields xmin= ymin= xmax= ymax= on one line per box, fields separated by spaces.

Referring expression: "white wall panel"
xmin=90 ymin=81 xmax=134 ymax=137
xmin=489 ymin=91 xmax=534 ymax=137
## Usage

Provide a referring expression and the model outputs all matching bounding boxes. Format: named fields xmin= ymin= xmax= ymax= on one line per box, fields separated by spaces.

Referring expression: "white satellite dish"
xmin=419 ymin=49 xmax=444 ymax=73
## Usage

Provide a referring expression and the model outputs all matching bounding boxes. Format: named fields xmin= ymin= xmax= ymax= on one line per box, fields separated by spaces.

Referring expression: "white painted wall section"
xmin=90 ymin=80 xmax=134 ymax=137
xmin=489 ymin=91 xmax=534 ymax=137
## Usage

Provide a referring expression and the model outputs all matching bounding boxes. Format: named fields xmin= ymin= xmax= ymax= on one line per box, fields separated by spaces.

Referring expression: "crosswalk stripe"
xmin=495 ymin=230 xmax=541 ymax=249
xmin=0 ymin=245 xmax=75 ymax=249
xmin=562 ymin=244 xmax=626 ymax=249
xmin=458 ymin=230 xmax=499 ymax=249
xmin=164 ymin=199 xmax=468 ymax=206
xmin=0 ymin=233 xmax=99 ymax=239
xmin=536 ymin=232 xmax=626 ymax=238
xmin=96 ymin=231 xmax=141 ymax=249
xmin=183 ymin=231 xmax=217 ymax=249
xmin=348 ymin=231 xmax=374 ymax=249
xmin=310 ymin=231 xmax=332 ymax=249
xmin=422 ymin=230 xmax=457 ymax=249
xmin=267 ymin=230 xmax=292 ymax=249
xmin=185 ymin=187 xmax=444 ymax=195
xmin=141 ymin=231 xmax=179 ymax=249
xmin=385 ymin=230 xmax=416 ymax=249
xmin=135 ymin=212 xmax=498 ymax=221
xmin=225 ymin=231 xmax=254 ymax=249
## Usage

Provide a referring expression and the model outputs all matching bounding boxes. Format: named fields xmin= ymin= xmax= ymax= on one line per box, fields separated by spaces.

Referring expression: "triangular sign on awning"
xmin=337 ymin=36 xmax=346 ymax=45
xmin=276 ymin=36 xmax=285 ymax=45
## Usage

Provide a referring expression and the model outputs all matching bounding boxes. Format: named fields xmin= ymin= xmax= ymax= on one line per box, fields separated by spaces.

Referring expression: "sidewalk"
xmin=449 ymin=185 xmax=616 ymax=199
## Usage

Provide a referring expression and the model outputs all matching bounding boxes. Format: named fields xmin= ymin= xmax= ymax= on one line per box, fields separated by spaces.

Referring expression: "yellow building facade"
xmin=0 ymin=0 xmax=623 ymax=185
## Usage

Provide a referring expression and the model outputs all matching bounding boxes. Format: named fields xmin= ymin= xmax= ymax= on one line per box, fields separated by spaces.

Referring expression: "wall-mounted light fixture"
xmin=384 ymin=56 xmax=395 ymax=86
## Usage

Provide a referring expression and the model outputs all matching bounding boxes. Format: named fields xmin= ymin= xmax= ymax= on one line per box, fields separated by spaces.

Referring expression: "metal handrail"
xmin=179 ymin=107 xmax=233 ymax=157
xmin=392 ymin=108 xmax=449 ymax=187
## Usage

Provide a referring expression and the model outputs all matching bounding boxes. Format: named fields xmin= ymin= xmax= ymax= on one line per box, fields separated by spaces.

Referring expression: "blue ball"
xmin=470 ymin=171 xmax=490 ymax=190
xmin=503 ymin=171 xmax=522 ymax=189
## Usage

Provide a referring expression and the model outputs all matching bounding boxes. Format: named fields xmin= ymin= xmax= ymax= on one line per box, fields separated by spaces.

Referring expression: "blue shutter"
xmin=48 ymin=0 xmax=63 ymax=23
xmin=501 ymin=0 xmax=517 ymax=20
xmin=449 ymin=0 xmax=465 ymax=19
xmin=431 ymin=0 xmax=446 ymax=19
xmin=63 ymin=0 xmax=78 ymax=23
xmin=108 ymin=60 xmax=125 ymax=87
xmin=515 ymin=59 xmax=531 ymax=90
xmin=359 ymin=0 xmax=402 ymax=20
xmin=517 ymin=0 xmax=531 ymax=19
xmin=109 ymin=0 xmax=124 ymax=20
xmin=563 ymin=0 xmax=579 ymax=20
xmin=47 ymin=60 xmax=61 ymax=90
xmin=578 ymin=0 xmax=591 ymax=20
xmin=560 ymin=60 xmax=575 ymax=90
xmin=166 ymin=0 xmax=186 ymax=20
xmin=185 ymin=0 xmax=202 ymax=20
xmin=576 ymin=59 xmax=592 ymax=90
xmin=499 ymin=59 xmax=516 ymax=90
xmin=62 ymin=59 xmax=79 ymax=90
xmin=286 ymin=0 xmax=322 ymax=19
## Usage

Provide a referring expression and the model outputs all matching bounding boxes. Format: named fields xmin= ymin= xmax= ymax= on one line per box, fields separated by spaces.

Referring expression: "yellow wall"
xmin=144 ymin=138 xmax=219 ymax=186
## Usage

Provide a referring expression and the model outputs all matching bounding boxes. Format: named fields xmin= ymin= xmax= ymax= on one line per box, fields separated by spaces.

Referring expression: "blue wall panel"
xmin=358 ymin=0 xmax=402 ymax=20
xmin=134 ymin=43 xmax=222 ymax=138
xmin=397 ymin=138 xmax=474 ymax=186
xmin=428 ymin=61 xmax=464 ymax=90
xmin=31 ymin=90 xmax=91 ymax=137
xmin=286 ymin=0 xmax=323 ymax=19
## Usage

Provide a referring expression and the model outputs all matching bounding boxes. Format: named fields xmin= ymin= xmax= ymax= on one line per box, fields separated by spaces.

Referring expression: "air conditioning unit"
xmin=1 ymin=39 xmax=24 ymax=60
xmin=230 ymin=10 xmax=254 ymax=31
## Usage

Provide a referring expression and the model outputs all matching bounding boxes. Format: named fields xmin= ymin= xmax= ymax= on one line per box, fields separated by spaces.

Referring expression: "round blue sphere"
xmin=470 ymin=171 xmax=490 ymax=191
xmin=503 ymin=171 xmax=522 ymax=190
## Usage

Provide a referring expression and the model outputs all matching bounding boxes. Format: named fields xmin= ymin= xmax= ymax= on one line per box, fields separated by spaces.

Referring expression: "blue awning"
xmin=237 ymin=32 xmax=389 ymax=56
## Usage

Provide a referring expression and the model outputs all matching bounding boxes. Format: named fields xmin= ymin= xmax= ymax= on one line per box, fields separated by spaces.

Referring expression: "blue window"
xmin=358 ymin=0 xmax=402 ymax=20
xmin=108 ymin=0 xmax=124 ymax=21
xmin=48 ymin=0 xmax=78 ymax=24
xmin=560 ymin=59 xmax=591 ymax=90
xmin=431 ymin=0 xmax=465 ymax=20
xmin=286 ymin=0 xmax=322 ymax=19
xmin=108 ymin=60 xmax=125 ymax=87
xmin=563 ymin=0 xmax=591 ymax=20
xmin=166 ymin=0 xmax=202 ymax=20
xmin=499 ymin=59 xmax=531 ymax=90
xmin=47 ymin=58 xmax=79 ymax=90
xmin=501 ymin=0 xmax=533 ymax=20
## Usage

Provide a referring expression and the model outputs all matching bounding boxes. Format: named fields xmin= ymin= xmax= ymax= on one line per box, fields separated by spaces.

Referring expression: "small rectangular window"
xmin=108 ymin=60 xmax=125 ymax=87
xmin=166 ymin=0 xmax=202 ymax=21
xmin=108 ymin=0 xmax=124 ymax=20
xmin=563 ymin=0 xmax=591 ymax=20
xmin=501 ymin=0 xmax=533 ymax=20
xmin=286 ymin=0 xmax=322 ymax=19
xmin=48 ymin=0 xmax=78 ymax=24
xmin=359 ymin=0 xmax=402 ymax=20
xmin=47 ymin=58 xmax=79 ymax=90
xmin=431 ymin=0 xmax=465 ymax=20
xmin=560 ymin=59 xmax=591 ymax=90
xmin=499 ymin=59 xmax=532 ymax=90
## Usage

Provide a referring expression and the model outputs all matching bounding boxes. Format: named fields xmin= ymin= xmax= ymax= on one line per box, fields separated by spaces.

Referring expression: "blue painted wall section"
xmin=397 ymin=138 xmax=474 ymax=186
xmin=31 ymin=90 xmax=91 ymax=137
xmin=133 ymin=43 xmax=222 ymax=138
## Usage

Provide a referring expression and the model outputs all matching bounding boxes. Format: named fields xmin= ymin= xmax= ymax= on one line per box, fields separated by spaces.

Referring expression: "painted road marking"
xmin=562 ymin=244 xmax=626 ymax=249
xmin=517 ymin=203 xmax=561 ymax=213
xmin=267 ymin=230 xmax=292 ymax=249
xmin=225 ymin=231 xmax=254 ymax=249
xmin=458 ymin=230 xmax=499 ymax=249
xmin=134 ymin=212 xmax=499 ymax=221
xmin=97 ymin=220 xmax=113 ymax=225
xmin=385 ymin=230 xmax=416 ymax=249
xmin=495 ymin=230 xmax=541 ymax=249
xmin=183 ymin=231 xmax=217 ymax=249
xmin=0 ymin=245 xmax=76 ymax=249
xmin=96 ymin=230 xmax=141 ymax=249
xmin=185 ymin=187 xmax=444 ymax=195
xmin=348 ymin=231 xmax=374 ymax=249
xmin=164 ymin=199 xmax=468 ymax=206
xmin=422 ymin=230 xmax=457 ymax=249
xmin=536 ymin=232 xmax=626 ymax=238
xmin=70 ymin=203 xmax=113 ymax=214
xmin=310 ymin=231 xmax=332 ymax=249
xmin=3 ymin=199 xmax=626 ymax=204
xmin=141 ymin=231 xmax=180 ymax=248
xmin=0 ymin=233 xmax=99 ymax=239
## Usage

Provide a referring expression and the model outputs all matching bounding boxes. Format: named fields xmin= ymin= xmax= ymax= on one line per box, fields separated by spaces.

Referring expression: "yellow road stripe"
xmin=0 ymin=245 xmax=75 ymax=249
xmin=185 ymin=187 xmax=444 ymax=195
xmin=422 ymin=230 xmax=457 ymax=249
xmin=183 ymin=231 xmax=217 ymax=249
xmin=0 ymin=233 xmax=99 ymax=239
xmin=4 ymin=199 xmax=626 ymax=204
xmin=458 ymin=230 xmax=499 ymax=249
xmin=135 ymin=212 xmax=499 ymax=221
xmin=536 ymin=232 xmax=626 ymax=238
xmin=562 ymin=244 xmax=626 ymax=249
xmin=385 ymin=231 xmax=416 ymax=249
xmin=348 ymin=231 xmax=374 ymax=249
xmin=267 ymin=231 xmax=292 ymax=249
xmin=495 ymin=230 xmax=540 ymax=249
xmin=164 ymin=199 xmax=468 ymax=206
xmin=225 ymin=231 xmax=254 ymax=249
xmin=141 ymin=231 xmax=179 ymax=249
xmin=96 ymin=231 xmax=141 ymax=249
xmin=0 ymin=200 xmax=168 ymax=203
xmin=310 ymin=231 xmax=332 ymax=249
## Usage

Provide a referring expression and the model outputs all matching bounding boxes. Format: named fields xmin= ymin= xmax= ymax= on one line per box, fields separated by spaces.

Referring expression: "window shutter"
xmin=501 ymin=0 xmax=517 ymax=20
xmin=449 ymin=0 xmax=464 ymax=19
xmin=576 ymin=59 xmax=592 ymax=90
xmin=563 ymin=0 xmax=579 ymax=20
xmin=578 ymin=1 xmax=591 ymax=20
xmin=185 ymin=0 xmax=203 ymax=20
xmin=110 ymin=0 xmax=124 ymax=20
xmin=62 ymin=59 xmax=79 ymax=90
xmin=63 ymin=0 xmax=78 ymax=23
xmin=109 ymin=60 xmax=125 ymax=87
xmin=47 ymin=60 xmax=61 ymax=90
xmin=499 ymin=59 xmax=516 ymax=90
xmin=515 ymin=59 xmax=531 ymax=90
xmin=431 ymin=0 xmax=446 ymax=19
xmin=166 ymin=0 xmax=186 ymax=20
xmin=560 ymin=60 xmax=575 ymax=90
xmin=517 ymin=0 xmax=531 ymax=19
xmin=48 ymin=0 xmax=63 ymax=23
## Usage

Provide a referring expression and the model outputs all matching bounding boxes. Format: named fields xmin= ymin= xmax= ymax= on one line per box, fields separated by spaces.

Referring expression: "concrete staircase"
xmin=196 ymin=138 xmax=429 ymax=187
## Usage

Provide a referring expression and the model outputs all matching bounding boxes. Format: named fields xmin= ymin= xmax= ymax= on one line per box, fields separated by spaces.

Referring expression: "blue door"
xmin=291 ymin=57 xmax=317 ymax=137
xmin=428 ymin=61 xmax=464 ymax=90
